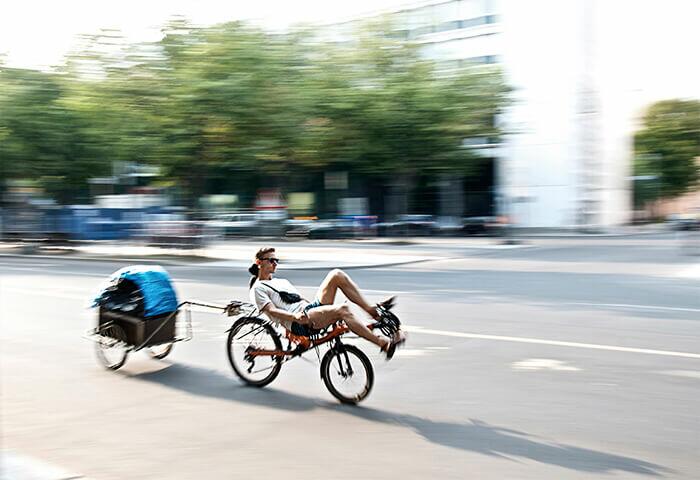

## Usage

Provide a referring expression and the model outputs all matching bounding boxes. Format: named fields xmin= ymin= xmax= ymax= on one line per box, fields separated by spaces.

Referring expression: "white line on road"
xmin=404 ymin=326 xmax=700 ymax=359
xmin=659 ymin=370 xmax=700 ymax=379
xmin=295 ymin=285 xmax=411 ymax=295
xmin=0 ymin=449 xmax=84 ymax=480
xmin=2 ymin=286 xmax=88 ymax=301
xmin=1 ymin=268 xmax=103 ymax=278
xmin=562 ymin=301 xmax=700 ymax=313
xmin=512 ymin=358 xmax=581 ymax=371
xmin=0 ymin=266 xmax=51 ymax=272
xmin=0 ymin=262 xmax=56 ymax=268
xmin=677 ymin=264 xmax=700 ymax=279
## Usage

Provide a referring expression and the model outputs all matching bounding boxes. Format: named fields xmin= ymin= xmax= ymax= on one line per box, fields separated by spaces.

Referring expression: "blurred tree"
xmin=154 ymin=20 xmax=315 ymax=205
xmin=297 ymin=20 xmax=509 ymax=178
xmin=0 ymin=67 xmax=108 ymax=203
xmin=634 ymin=99 xmax=700 ymax=199
xmin=1 ymin=18 xmax=510 ymax=208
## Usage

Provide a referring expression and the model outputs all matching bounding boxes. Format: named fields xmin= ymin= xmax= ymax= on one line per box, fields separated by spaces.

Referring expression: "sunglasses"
xmin=262 ymin=257 xmax=280 ymax=264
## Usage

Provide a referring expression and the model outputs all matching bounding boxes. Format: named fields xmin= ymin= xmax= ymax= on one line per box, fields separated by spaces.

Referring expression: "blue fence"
xmin=5 ymin=205 xmax=180 ymax=241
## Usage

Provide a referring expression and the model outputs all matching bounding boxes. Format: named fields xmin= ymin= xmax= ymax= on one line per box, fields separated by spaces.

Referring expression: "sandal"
xmin=382 ymin=331 xmax=406 ymax=360
xmin=371 ymin=296 xmax=397 ymax=319
xmin=378 ymin=296 xmax=397 ymax=311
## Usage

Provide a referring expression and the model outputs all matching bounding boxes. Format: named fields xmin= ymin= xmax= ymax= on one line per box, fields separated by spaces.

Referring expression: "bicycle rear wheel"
xmin=227 ymin=317 xmax=283 ymax=387
xmin=321 ymin=344 xmax=374 ymax=404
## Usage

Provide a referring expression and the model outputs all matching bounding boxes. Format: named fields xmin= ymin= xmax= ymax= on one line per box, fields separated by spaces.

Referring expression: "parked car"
xmin=307 ymin=218 xmax=355 ymax=239
xmin=207 ymin=213 xmax=259 ymax=237
xmin=140 ymin=220 xmax=209 ymax=248
xmin=462 ymin=216 xmax=506 ymax=236
xmin=666 ymin=213 xmax=700 ymax=231
xmin=283 ymin=218 xmax=318 ymax=238
xmin=433 ymin=217 xmax=464 ymax=236
xmin=375 ymin=214 xmax=436 ymax=236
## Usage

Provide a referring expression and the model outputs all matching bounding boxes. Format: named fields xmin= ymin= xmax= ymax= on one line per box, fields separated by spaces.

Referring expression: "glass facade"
xmin=388 ymin=0 xmax=500 ymax=40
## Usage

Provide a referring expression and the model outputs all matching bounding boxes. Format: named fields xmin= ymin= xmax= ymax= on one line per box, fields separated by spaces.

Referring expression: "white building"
xmin=320 ymin=0 xmax=643 ymax=228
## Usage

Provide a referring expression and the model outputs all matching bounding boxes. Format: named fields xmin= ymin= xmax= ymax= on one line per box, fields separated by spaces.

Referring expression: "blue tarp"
xmin=93 ymin=265 xmax=179 ymax=317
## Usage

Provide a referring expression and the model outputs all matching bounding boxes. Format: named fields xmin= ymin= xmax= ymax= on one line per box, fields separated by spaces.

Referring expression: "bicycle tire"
xmin=95 ymin=324 xmax=129 ymax=370
xmin=321 ymin=344 xmax=374 ymax=404
xmin=227 ymin=317 xmax=283 ymax=387
xmin=147 ymin=342 xmax=174 ymax=360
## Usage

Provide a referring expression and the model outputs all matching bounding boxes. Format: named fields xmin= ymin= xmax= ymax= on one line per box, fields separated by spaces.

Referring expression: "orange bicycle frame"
xmin=246 ymin=321 xmax=379 ymax=359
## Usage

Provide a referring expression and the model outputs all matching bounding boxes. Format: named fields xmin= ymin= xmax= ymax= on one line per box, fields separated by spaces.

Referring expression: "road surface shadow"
xmin=130 ymin=362 xmax=671 ymax=477
xmin=334 ymin=406 xmax=670 ymax=476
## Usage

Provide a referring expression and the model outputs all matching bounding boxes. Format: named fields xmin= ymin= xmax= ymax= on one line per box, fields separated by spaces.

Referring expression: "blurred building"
xmin=318 ymin=0 xmax=631 ymax=228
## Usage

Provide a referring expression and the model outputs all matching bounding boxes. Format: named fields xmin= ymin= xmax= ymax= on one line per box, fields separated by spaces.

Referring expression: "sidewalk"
xmin=0 ymin=224 xmax=667 ymax=270
xmin=0 ymin=239 xmax=450 ymax=270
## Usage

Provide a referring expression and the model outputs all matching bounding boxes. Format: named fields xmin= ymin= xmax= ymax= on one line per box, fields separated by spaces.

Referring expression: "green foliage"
xmin=634 ymin=99 xmax=700 ymax=199
xmin=0 ymin=19 xmax=510 ymax=205
xmin=0 ymin=67 xmax=111 ymax=202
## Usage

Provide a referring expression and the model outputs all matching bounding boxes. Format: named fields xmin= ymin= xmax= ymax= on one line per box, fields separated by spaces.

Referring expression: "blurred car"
xmin=666 ymin=213 xmax=700 ymax=231
xmin=140 ymin=220 xmax=209 ymax=248
xmin=207 ymin=213 xmax=259 ymax=237
xmin=283 ymin=217 xmax=318 ymax=237
xmin=307 ymin=218 xmax=355 ymax=239
xmin=433 ymin=217 xmax=464 ymax=236
xmin=375 ymin=214 xmax=436 ymax=236
xmin=462 ymin=216 xmax=506 ymax=236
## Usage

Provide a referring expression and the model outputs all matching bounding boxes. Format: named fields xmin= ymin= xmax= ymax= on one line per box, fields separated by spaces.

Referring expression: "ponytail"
xmin=248 ymin=263 xmax=259 ymax=289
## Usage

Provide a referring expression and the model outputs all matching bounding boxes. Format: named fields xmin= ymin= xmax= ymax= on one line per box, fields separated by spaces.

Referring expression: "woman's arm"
xmin=262 ymin=304 xmax=305 ymax=324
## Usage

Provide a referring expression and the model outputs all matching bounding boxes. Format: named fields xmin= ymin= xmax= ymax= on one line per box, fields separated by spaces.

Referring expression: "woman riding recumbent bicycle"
xmin=225 ymin=298 xmax=402 ymax=404
xmin=225 ymin=247 xmax=406 ymax=404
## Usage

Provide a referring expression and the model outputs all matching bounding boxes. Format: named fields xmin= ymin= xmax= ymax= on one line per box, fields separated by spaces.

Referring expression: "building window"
xmin=462 ymin=55 xmax=500 ymax=66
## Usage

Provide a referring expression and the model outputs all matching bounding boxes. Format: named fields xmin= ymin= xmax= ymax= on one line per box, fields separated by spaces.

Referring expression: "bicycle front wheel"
xmin=321 ymin=344 xmax=374 ymax=404
xmin=227 ymin=317 xmax=283 ymax=387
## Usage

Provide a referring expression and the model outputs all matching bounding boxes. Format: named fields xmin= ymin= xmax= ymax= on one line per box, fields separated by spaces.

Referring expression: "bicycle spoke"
xmin=228 ymin=319 xmax=282 ymax=387
xmin=322 ymin=346 xmax=373 ymax=404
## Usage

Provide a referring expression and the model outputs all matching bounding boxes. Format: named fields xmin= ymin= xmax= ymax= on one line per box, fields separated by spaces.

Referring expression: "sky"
xmin=0 ymin=0 xmax=698 ymax=105
xmin=0 ymin=0 xmax=409 ymax=70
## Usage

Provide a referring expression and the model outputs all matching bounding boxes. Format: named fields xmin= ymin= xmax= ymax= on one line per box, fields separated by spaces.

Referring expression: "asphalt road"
xmin=1 ymin=236 xmax=699 ymax=479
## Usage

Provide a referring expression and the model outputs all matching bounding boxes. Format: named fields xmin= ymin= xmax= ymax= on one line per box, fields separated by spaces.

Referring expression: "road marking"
xmin=403 ymin=326 xmax=700 ymax=359
xmin=1 ymin=268 xmax=103 ymax=278
xmin=562 ymin=301 xmax=700 ymax=313
xmin=659 ymin=370 xmax=700 ymax=379
xmin=512 ymin=358 xmax=581 ymax=371
xmin=2 ymin=286 xmax=88 ymax=301
xmin=0 ymin=449 xmax=84 ymax=480
xmin=394 ymin=348 xmax=429 ymax=358
xmin=0 ymin=262 xmax=56 ymax=268
xmin=677 ymin=264 xmax=700 ymax=279
xmin=294 ymin=285 xmax=411 ymax=295
xmin=0 ymin=266 xmax=50 ymax=272
xmin=432 ymin=289 xmax=487 ymax=294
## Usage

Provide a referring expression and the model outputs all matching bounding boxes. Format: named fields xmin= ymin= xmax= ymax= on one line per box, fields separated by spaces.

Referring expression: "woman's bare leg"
xmin=304 ymin=304 xmax=388 ymax=349
xmin=316 ymin=269 xmax=377 ymax=317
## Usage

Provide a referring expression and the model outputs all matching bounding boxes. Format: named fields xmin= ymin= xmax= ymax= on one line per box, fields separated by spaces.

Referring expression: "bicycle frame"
xmin=246 ymin=320 xmax=383 ymax=359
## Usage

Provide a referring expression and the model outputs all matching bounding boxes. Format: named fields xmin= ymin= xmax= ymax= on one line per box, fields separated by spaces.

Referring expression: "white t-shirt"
xmin=250 ymin=278 xmax=307 ymax=329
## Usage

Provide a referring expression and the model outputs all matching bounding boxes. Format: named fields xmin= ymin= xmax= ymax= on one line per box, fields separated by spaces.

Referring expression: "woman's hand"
xmin=293 ymin=311 xmax=307 ymax=323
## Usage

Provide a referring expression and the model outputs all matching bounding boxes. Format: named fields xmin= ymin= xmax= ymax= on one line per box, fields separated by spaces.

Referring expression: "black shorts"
xmin=290 ymin=300 xmax=324 ymax=336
